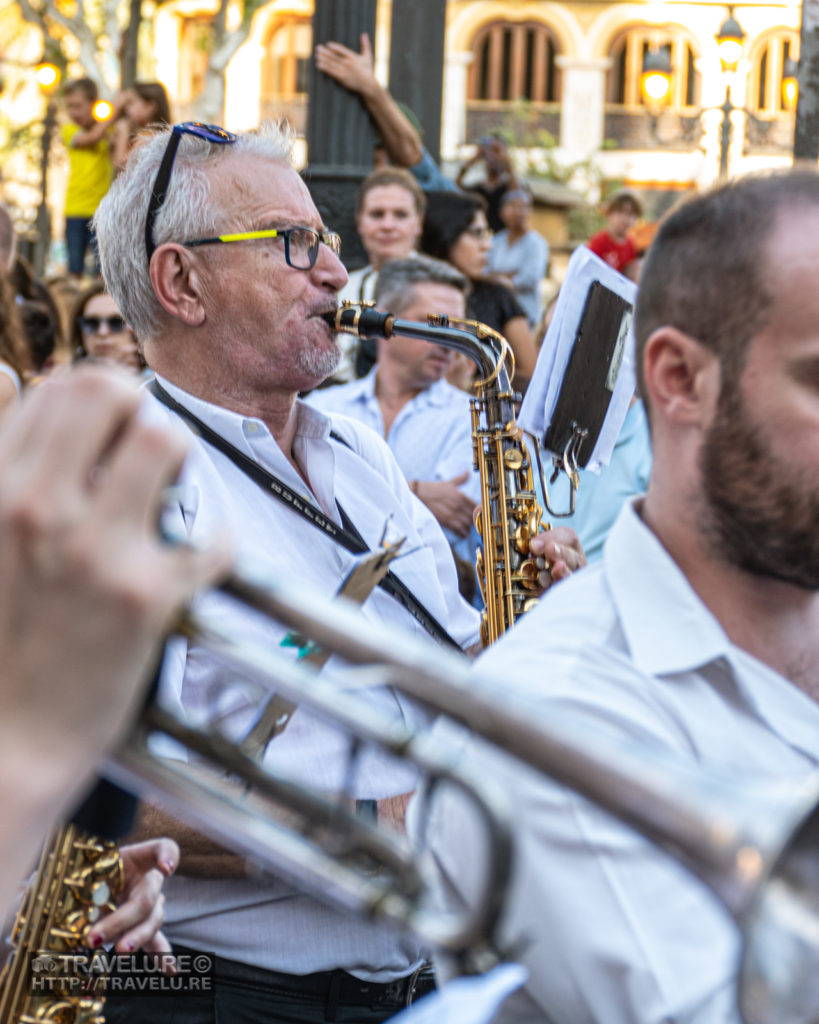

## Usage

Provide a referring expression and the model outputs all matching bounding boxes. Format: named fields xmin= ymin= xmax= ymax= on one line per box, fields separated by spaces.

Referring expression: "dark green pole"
xmin=388 ymin=0 xmax=446 ymax=163
xmin=794 ymin=0 xmax=819 ymax=160
xmin=303 ymin=0 xmax=377 ymax=269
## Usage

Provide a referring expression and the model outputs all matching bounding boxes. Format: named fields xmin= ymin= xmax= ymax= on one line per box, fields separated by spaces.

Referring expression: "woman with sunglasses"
xmin=71 ymin=283 xmax=145 ymax=373
xmin=420 ymin=190 xmax=537 ymax=391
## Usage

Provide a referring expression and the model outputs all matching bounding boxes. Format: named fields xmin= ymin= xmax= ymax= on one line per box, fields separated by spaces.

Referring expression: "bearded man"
xmin=422 ymin=169 xmax=819 ymax=1023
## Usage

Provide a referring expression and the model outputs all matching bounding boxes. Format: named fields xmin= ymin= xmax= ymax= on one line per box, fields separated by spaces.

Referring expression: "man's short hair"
xmin=375 ymin=255 xmax=468 ymax=315
xmin=634 ymin=169 xmax=819 ymax=405
xmin=63 ymin=77 xmax=98 ymax=102
xmin=94 ymin=120 xmax=294 ymax=340
xmin=356 ymin=167 xmax=426 ymax=218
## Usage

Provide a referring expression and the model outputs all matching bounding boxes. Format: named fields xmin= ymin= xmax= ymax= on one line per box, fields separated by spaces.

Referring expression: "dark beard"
xmin=700 ymin=378 xmax=819 ymax=589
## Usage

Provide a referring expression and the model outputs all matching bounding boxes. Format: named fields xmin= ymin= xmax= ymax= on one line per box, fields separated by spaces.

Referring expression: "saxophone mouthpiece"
xmin=333 ymin=303 xmax=395 ymax=338
xmin=321 ymin=310 xmax=340 ymax=329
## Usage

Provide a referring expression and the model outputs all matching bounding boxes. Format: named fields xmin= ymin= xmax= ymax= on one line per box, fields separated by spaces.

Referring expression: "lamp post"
xmin=33 ymin=61 xmax=61 ymax=279
xmin=714 ymin=9 xmax=745 ymax=179
xmin=639 ymin=9 xmax=752 ymax=181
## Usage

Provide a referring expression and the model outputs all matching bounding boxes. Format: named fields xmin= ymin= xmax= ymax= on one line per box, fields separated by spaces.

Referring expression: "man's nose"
xmin=314 ymin=240 xmax=348 ymax=290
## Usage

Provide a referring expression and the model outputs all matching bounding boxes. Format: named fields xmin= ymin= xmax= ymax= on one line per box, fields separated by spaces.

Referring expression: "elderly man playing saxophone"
xmin=91 ymin=120 xmax=582 ymax=1024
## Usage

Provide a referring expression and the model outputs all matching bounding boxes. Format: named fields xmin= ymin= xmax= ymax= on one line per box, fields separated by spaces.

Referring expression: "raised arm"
xmin=314 ymin=33 xmax=423 ymax=169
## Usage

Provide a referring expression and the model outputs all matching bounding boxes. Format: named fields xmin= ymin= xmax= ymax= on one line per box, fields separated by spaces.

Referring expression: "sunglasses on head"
xmin=78 ymin=315 xmax=127 ymax=335
xmin=145 ymin=122 xmax=238 ymax=263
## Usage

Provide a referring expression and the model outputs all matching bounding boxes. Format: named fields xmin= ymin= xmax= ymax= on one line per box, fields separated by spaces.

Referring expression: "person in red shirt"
xmin=586 ymin=189 xmax=643 ymax=280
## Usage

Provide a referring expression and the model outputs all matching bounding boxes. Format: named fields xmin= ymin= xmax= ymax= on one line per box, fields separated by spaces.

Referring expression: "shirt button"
xmin=245 ymin=422 xmax=259 ymax=435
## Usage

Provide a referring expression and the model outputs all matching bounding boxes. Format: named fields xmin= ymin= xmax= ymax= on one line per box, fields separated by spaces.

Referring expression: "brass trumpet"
xmin=101 ymin=555 xmax=819 ymax=1023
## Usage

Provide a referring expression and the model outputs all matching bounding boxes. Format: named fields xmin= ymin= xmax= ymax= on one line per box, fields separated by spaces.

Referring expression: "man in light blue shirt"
xmin=423 ymin=169 xmax=819 ymax=1022
xmin=308 ymin=256 xmax=480 ymax=552
xmin=546 ymin=396 xmax=652 ymax=562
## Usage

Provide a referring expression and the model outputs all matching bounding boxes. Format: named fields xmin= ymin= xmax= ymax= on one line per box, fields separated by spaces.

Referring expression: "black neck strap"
xmin=149 ymin=380 xmax=461 ymax=650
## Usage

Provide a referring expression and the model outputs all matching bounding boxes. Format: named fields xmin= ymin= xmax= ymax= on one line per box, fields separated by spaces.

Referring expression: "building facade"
xmin=155 ymin=0 xmax=800 ymax=202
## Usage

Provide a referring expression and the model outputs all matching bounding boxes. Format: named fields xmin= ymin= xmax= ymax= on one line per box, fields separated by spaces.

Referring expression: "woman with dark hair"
xmin=420 ymin=190 xmax=536 ymax=388
xmin=0 ymin=273 xmax=31 ymax=413
xmin=71 ymin=283 xmax=145 ymax=372
xmin=112 ymin=81 xmax=172 ymax=172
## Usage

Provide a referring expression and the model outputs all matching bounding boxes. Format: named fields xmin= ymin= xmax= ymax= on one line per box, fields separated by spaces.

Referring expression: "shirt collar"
xmin=154 ymin=374 xmax=334 ymax=446
xmin=369 ymin=371 xmax=455 ymax=411
xmin=604 ymin=500 xmax=732 ymax=676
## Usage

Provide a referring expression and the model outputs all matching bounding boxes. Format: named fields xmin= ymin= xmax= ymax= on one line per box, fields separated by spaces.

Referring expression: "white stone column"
xmin=555 ymin=56 xmax=611 ymax=160
xmin=441 ymin=51 xmax=472 ymax=159
xmin=225 ymin=40 xmax=265 ymax=130
xmin=153 ymin=6 xmax=181 ymax=99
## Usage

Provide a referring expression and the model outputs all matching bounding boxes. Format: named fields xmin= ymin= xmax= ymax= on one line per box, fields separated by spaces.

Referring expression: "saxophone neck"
xmin=328 ymin=302 xmax=513 ymax=388
xmin=425 ymin=314 xmax=514 ymax=389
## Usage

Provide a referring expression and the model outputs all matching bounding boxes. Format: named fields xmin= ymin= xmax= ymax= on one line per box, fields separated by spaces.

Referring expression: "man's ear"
xmin=149 ymin=244 xmax=207 ymax=327
xmin=642 ymin=326 xmax=720 ymax=428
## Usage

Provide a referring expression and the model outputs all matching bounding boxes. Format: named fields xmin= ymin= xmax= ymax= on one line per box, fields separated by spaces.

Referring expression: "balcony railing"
xmin=603 ymin=108 xmax=702 ymax=150
xmin=465 ymin=103 xmax=560 ymax=144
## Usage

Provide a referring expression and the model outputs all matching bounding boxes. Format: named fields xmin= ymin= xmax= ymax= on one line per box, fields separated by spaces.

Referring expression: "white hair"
xmin=93 ymin=120 xmax=294 ymax=340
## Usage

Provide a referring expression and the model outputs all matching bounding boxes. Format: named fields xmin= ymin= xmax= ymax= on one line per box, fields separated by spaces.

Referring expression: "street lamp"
xmin=715 ymin=10 xmax=746 ymax=72
xmin=639 ymin=10 xmax=750 ymax=180
xmin=640 ymin=47 xmax=672 ymax=107
xmin=714 ymin=10 xmax=746 ymax=179
xmin=781 ymin=56 xmax=798 ymax=113
xmin=33 ymin=60 xmax=61 ymax=278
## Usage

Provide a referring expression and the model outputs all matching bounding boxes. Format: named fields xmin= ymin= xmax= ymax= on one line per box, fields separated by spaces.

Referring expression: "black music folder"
xmin=542 ymin=281 xmax=633 ymax=468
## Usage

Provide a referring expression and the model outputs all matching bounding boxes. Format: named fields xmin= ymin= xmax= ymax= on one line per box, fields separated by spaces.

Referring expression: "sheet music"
xmin=519 ymin=247 xmax=638 ymax=473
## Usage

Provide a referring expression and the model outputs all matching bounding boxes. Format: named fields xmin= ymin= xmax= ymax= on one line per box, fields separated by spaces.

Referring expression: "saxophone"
xmin=332 ymin=303 xmax=550 ymax=645
xmin=0 ymin=823 xmax=123 ymax=1023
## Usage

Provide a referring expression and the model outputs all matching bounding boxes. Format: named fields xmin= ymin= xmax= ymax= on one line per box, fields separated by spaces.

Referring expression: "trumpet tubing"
xmin=107 ymin=552 xmax=819 ymax=1021
xmin=100 ymin=304 xmax=819 ymax=1022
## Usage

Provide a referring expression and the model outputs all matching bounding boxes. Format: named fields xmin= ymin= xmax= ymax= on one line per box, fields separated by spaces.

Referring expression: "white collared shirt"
xmin=307 ymin=371 xmax=480 ymax=563
xmin=143 ymin=376 xmax=479 ymax=978
xmin=421 ymin=500 xmax=819 ymax=1022
xmin=306 ymin=370 xmax=480 ymax=500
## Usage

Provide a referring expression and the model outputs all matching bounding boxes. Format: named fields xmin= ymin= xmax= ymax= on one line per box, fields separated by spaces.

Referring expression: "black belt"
xmin=200 ymin=946 xmax=436 ymax=1009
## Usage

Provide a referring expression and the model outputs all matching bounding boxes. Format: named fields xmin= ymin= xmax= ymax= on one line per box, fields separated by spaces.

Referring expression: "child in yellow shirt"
xmin=61 ymin=78 xmax=113 ymax=278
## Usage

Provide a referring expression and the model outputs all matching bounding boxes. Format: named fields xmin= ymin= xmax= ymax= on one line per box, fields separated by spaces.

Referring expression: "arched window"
xmin=607 ymin=27 xmax=700 ymax=109
xmin=262 ymin=15 xmax=312 ymax=102
xmin=750 ymin=33 xmax=799 ymax=114
xmin=468 ymin=21 xmax=560 ymax=103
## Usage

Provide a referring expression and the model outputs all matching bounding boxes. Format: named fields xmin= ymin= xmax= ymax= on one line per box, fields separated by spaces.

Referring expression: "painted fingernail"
xmin=161 ymin=860 xmax=176 ymax=875
xmin=89 ymin=933 xmax=102 ymax=948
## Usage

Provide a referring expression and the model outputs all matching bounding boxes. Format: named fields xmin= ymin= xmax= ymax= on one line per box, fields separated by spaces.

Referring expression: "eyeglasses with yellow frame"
xmin=181 ymin=227 xmax=342 ymax=271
